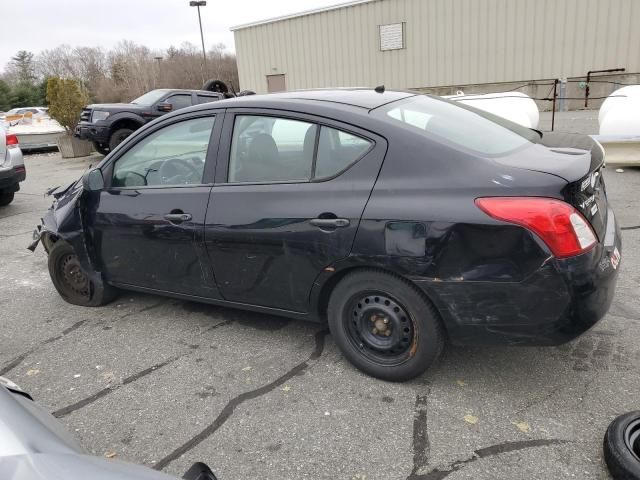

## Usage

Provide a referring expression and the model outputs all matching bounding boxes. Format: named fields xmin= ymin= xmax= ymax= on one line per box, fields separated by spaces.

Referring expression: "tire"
xmin=47 ymin=241 xmax=117 ymax=307
xmin=604 ymin=411 xmax=640 ymax=479
xmin=183 ymin=462 xmax=218 ymax=480
xmin=327 ymin=270 xmax=445 ymax=381
xmin=0 ymin=190 xmax=14 ymax=206
xmin=202 ymin=79 xmax=229 ymax=93
xmin=108 ymin=128 xmax=134 ymax=151
xmin=92 ymin=142 xmax=109 ymax=156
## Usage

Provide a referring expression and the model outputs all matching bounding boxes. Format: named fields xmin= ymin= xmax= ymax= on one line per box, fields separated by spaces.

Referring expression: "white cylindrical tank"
xmin=444 ymin=91 xmax=540 ymax=129
xmin=599 ymin=85 xmax=640 ymax=136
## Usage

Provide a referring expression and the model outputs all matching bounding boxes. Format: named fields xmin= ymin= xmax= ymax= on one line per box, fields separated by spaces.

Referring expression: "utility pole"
xmin=154 ymin=56 xmax=163 ymax=87
xmin=190 ymin=1 xmax=208 ymax=83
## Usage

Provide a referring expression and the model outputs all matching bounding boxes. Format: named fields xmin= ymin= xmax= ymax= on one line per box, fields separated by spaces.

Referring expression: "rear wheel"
xmin=92 ymin=142 xmax=109 ymax=156
xmin=108 ymin=128 xmax=134 ymax=151
xmin=328 ymin=270 xmax=445 ymax=381
xmin=604 ymin=411 xmax=640 ymax=479
xmin=0 ymin=190 xmax=15 ymax=206
xmin=47 ymin=241 xmax=116 ymax=307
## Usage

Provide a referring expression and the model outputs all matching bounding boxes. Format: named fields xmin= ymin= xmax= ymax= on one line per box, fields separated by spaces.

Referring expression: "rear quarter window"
xmin=315 ymin=127 xmax=372 ymax=179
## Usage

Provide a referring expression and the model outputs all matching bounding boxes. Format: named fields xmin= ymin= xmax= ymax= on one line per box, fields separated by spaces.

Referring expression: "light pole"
xmin=154 ymin=56 xmax=163 ymax=87
xmin=189 ymin=1 xmax=208 ymax=83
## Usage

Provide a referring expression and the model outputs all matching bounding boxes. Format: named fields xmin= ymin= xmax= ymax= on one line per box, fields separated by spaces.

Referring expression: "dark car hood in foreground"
xmin=0 ymin=386 xmax=177 ymax=480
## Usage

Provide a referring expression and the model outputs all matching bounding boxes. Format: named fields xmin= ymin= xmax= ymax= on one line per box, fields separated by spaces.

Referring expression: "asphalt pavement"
xmin=1 ymin=148 xmax=639 ymax=480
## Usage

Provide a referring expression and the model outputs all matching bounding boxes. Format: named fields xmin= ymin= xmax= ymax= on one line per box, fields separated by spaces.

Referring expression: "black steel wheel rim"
xmin=624 ymin=418 xmax=640 ymax=462
xmin=344 ymin=292 xmax=416 ymax=366
xmin=59 ymin=253 xmax=90 ymax=299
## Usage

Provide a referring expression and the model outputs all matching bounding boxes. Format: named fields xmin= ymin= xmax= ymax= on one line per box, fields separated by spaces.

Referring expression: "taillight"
xmin=475 ymin=197 xmax=597 ymax=258
xmin=6 ymin=133 xmax=19 ymax=148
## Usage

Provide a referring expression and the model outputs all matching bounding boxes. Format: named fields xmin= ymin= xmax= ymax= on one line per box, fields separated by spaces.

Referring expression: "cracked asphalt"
xmin=1 ymin=150 xmax=639 ymax=480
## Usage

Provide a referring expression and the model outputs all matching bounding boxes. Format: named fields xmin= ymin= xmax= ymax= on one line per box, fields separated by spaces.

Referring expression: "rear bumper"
xmin=75 ymin=123 xmax=109 ymax=143
xmin=0 ymin=168 xmax=25 ymax=191
xmin=16 ymin=132 xmax=64 ymax=150
xmin=417 ymin=209 xmax=622 ymax=346
xmin=0 ymin=146 xmax=26 ymax=191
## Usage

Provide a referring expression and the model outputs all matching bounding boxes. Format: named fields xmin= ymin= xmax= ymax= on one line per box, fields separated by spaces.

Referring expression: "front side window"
xmin=165 ymin=94 xmax=193 ymax=111
xmin=378 ymin=95 xmax=540 ymax=156
xmin=229 ymin=115 xmax=317 ymax=183
xmin=112 ymin=116 xmax=215 ymax=187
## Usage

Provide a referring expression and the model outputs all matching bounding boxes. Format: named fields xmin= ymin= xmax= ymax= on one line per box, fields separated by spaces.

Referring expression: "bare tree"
xmin=3 ymin=41 xmax=238 ymax=104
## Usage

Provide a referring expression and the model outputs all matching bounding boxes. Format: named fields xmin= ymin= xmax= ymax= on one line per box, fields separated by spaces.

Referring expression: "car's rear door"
xmin=89 ymin=109 xmax=224 ymax=297
xmin=204 ymin=109 xmax=387 ymax=312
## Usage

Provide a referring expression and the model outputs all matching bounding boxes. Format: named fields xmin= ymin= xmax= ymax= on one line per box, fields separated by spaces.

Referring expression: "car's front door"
xmin=204 ymin=110 xmax=387 ymax=312
xmin=89 ymin=111 xmax=224 ymax=297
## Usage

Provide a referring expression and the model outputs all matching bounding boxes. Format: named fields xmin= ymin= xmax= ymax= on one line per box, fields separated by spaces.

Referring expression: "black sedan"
xmin=30 ymin=88 xmax=621 ymax=381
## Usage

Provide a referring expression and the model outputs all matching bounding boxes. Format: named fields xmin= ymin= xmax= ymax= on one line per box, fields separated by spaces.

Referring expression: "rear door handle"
xmin=310 ymin=218 xmax=350 ymax=228
xmin=164 ymin=213 xmax=192 ymax=223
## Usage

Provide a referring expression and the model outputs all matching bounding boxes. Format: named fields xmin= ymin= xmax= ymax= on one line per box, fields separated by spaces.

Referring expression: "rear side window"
xmin=228 ymin=115 xmax=373 ymax=183
xmin=378 ymin=95 xmax=539 ymax=156
xmin=197 ymin=94 xmax=217 ymax=104
xmin=315 ymin=127 xmax=372 ymax=178
xmin=229 ymin=115 xmax=317 ymax=183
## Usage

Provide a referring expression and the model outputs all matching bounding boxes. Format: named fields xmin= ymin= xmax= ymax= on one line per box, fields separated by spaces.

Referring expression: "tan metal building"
xmin=232 ymin=0 xmax=640 ymax=107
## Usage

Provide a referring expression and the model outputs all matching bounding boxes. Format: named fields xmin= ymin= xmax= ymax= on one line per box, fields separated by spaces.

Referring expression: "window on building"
xmin=379 ymin=23 xmax=405 ymax=51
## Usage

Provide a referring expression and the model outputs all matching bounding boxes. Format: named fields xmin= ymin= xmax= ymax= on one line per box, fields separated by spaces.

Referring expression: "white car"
xmin=0 ymin=124 xmax=25 ymax=206
xmin=1 ymin=107 xmax=49 ymax=119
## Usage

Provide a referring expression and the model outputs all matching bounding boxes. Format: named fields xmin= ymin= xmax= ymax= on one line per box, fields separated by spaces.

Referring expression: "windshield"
xmin=376 ymin=95 xmax=540 ymax=156
xmin=131 ymin=90 xmax=168 ymax=105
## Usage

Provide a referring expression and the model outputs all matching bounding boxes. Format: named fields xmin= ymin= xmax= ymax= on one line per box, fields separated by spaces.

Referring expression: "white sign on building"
xmin=379 ymin=23 xmax=404 ymax=51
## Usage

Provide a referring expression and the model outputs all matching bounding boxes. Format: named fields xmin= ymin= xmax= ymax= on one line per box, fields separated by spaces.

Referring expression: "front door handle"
xmin=310 ymin=218 xmax=350 ymax=228
xmin=164 ymin=213 xmax=192 ymax=223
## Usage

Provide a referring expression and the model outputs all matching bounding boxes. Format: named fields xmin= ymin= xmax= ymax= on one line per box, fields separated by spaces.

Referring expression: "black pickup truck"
xmin=75 ymin=88 xmax=224 ymax=155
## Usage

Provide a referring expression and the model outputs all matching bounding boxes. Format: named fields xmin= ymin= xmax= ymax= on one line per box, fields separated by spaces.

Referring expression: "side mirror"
xmin=82 ymin=168 xmax=104 ymax=191
xmin=157 ymin=102 xmax=173 ymax=112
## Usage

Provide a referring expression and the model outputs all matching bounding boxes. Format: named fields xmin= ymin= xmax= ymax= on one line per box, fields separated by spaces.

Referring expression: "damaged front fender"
xmin=27 ymin=180 xmax=107 ymax=294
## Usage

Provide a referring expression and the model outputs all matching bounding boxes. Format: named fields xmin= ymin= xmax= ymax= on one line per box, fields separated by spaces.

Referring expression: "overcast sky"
xmin=0 ymin=0 xmax=342 ymax=72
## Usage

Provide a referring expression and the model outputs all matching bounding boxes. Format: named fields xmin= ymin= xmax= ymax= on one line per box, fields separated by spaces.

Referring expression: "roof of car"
xmin=152 ymin=88 xmax=222 ymax=95
xmin=216 ymin=88 xmax=417 ymax=110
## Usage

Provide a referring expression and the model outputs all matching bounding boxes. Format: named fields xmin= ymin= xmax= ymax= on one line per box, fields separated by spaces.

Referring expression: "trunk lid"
xmin=495 ymin=132 xmax=608 ymax=241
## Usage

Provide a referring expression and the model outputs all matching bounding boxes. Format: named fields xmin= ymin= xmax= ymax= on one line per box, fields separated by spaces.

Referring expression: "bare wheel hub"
xmin=371 ymin=314 xmax=392 ymax=336
xmin=60 ymin=254 xmax=89 ymax=296
xmin=346 ymin=293 xmax=415 ymax=363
